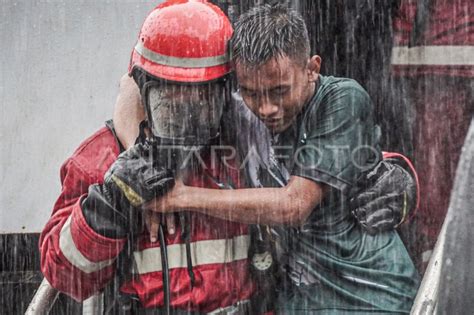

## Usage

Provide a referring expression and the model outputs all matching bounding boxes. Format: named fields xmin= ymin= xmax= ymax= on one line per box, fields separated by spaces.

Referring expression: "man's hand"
xmin=144 ymin=179 xmax=187 ymax=214
xmin=144 ymin=211 xmax=177 ymax=242
xmin=350 ymin=159 xmax=417 ymax=234
xmin=143 ymin=180 xmax=187 ymax=242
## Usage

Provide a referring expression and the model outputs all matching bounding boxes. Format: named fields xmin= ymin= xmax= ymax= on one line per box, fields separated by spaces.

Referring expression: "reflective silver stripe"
xmin=134 ymin=41 xmax=229 ymax=68
xmin=392 ymin=46 xmax=474 ymax=66
xmin=133 ymin=235 xmax=250 ymax=275
xmin=207 ymin=299 xmax=251 ymax=315
xmin=59 ymin=216 xmax=115 ymax=274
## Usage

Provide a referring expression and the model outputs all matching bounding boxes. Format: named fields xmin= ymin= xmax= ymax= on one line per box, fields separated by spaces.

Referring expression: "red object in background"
xmin=392 ymin=0 xmax=474 ymax=77
xmin=392 ymin=0 xmax=474 ymax=268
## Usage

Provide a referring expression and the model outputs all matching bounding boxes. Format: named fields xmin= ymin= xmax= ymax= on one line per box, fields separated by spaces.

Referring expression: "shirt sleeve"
xmin=291 ymin=81 xmax=381 ymax=193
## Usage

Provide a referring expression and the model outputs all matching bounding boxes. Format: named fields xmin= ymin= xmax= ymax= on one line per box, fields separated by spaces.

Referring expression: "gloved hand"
xmin=103 ymin=142 xmax=175 ymax=208
xmin=82 ymin=141 xmax=175 ymax=238
xmin=350 ymin=159 xmax=417 ymax=235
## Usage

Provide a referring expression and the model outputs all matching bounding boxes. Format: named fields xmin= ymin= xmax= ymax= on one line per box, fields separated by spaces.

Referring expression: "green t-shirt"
xmin=269 ymin=76 xmax=419 ymax=314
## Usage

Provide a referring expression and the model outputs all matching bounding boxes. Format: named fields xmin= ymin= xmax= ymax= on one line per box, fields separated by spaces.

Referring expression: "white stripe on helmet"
xmin=134 ymin=41 xmax=229 ymax=68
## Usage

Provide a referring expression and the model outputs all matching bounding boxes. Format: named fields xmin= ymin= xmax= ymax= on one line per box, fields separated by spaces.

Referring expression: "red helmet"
xmin=129 ymin=0 xmax=233 ymax=83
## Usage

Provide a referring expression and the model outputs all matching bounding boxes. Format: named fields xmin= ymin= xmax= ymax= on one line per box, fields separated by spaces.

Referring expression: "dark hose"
xmin=158 ymin=223 xmax=171 ymax=315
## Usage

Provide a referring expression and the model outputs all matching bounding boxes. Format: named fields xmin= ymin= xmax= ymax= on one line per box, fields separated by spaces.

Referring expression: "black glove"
xmin=104 ymin=142 xmax=175 ymax=206
xmin=350 ymin=159 xmax=417 ymax=235
xmin=82 ymin=142 xmax=175 ymax=238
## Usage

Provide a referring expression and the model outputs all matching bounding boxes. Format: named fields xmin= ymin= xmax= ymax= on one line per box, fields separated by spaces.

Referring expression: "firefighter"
xmin=40 ymin=1 xmax=256 ymax=313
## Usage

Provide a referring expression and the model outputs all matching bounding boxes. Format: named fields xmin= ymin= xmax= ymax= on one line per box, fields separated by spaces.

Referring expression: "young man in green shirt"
xmin=115 ymin=4 xmax=419 ymax=314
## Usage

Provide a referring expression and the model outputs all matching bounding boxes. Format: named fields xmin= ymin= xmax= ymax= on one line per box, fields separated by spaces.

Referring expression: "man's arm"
xmin=147 ymin=175 xmax=325 ymax=226
xmin=113 ymin=74 xmax=145 ymax=149
xmin=115 ymin=76 xmax=417 ymax=231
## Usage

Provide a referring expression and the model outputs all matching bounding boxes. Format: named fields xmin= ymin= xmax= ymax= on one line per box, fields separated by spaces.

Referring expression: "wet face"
xmin=235 ymin=55 xmax=321 ymax=133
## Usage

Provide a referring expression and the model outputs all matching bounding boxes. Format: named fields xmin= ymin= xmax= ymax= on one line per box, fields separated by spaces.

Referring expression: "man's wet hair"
xmin=230 ymin=4 xmax=310 ymax=67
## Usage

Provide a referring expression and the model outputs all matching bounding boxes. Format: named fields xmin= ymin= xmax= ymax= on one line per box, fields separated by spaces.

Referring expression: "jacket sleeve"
xmin=39 ymin=157 xmax=126 ymax=301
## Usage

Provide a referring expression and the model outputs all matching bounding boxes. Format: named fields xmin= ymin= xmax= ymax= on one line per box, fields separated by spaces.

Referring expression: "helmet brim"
xmin=129 ymin=50 xmax=231 ymax=83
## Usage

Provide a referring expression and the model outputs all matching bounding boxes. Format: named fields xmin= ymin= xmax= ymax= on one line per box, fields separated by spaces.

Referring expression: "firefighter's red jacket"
xmin=39 ymin=126 xmax=255 ymax=312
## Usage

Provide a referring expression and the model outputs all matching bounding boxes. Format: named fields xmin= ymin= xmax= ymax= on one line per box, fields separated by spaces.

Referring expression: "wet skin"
xmin=235 ymin=54 xmax=321 ymax=134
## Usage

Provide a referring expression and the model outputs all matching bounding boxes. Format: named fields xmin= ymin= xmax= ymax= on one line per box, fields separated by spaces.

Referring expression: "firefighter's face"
xmin=235 ymin=55 xmax=321 ymax=133
xmin=143 ymin=82 xmax=225 ymax=145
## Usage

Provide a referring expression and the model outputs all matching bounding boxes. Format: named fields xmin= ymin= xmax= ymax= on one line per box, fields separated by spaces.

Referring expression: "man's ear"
xmin=307 ymin=55 xmax=321 ymax=82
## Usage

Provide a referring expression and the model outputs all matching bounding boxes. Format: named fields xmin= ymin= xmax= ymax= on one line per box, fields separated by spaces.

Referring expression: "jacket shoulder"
xmin=68 ymin=126 xmax=120 ymax=183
